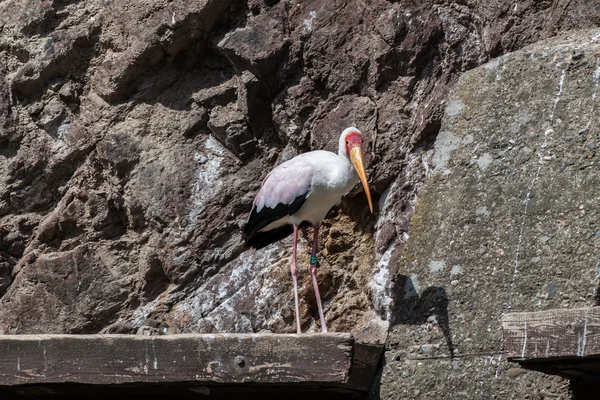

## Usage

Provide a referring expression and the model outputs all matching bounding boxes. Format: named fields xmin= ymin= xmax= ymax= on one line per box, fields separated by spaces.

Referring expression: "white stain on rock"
xmin=445 ymin=99 xmax=465 ymax=120
xmin=429 ymin=260 xmax=447 ymax=274
xmin=578 ymin=32 xmax=600 ymax=49
xmin=451 ymin=265 xmax=463 ymax=276
xmin=508 ymin=57 xmax=567 ymax=308
xmin=57 ymin=123 xmax=70 ymax=140
xmin=508 ymin=112 xmax=532 ymax=134
xmin=482 ymin=54 xmax=508 ymax=81
xmin=132 ymin=296 xmax=163 ymax=327
xmin=370 ymin=245 xmax=394 ymax=320
xmin=476 ymin=206 xmax=490 ymax=218
xmin=462 ymin=133 xmax=474 ymax=145
xmin=432 ymin=131 xmax=461 ymax=174
xmin=187 ymin=136 xmax=226 ymax=229
xmin=592 ymin=62 xmax=600 ymax=100
xmin=170 ymin=245 xmax=284 ymax=332
xmin=476 ymin=152 xmax=493 ymax=171
xmin=549 ymin=68 xmax=566 ymax=122
xmin=303 ymin=11 xmax=317 ymax=34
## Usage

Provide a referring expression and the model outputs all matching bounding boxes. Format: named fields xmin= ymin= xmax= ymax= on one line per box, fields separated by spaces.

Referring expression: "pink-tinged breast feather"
xmin=254 ymin=161 xmax=313 ymax=212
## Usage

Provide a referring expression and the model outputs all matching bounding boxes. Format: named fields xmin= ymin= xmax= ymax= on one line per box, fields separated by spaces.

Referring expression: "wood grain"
xmin=502 ymin=307 xmax=600 ymax=361
xmin=0 ymin=333 xmax=354 ymax=386
xmin=346 ymin=342 xmax=384 ymax=390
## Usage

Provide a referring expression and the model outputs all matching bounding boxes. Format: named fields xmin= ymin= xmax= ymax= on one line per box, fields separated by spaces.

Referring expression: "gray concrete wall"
xmin=376 ymin=29 xmax=600 ymax=400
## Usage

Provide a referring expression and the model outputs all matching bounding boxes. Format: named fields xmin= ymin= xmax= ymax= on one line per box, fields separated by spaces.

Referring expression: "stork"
xmin=243 ymin=127 xmax=373 ymax=333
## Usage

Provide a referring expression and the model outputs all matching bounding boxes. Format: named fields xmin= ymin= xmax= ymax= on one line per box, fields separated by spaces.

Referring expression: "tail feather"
xmin=245 ymin=225 xmax=294 ymax=249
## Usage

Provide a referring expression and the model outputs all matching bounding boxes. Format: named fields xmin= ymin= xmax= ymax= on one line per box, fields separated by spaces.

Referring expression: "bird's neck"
xmin=336 ymin=151 xmax=358 ymax=189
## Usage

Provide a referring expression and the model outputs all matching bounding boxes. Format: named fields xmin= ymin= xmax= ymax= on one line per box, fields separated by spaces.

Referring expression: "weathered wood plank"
xmin=1 ymin=383 xmax=368 ymax=399
xmin=502 ymin=307 xmax=600 ymax=361
xmin=346 ymin=342 xmax=383 ymax=390
xmin=0 ymin=333 xmax=354 ymax=386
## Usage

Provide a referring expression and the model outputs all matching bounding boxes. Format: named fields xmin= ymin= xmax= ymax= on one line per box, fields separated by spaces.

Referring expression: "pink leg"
xmin=290 ymin=225 xmax=301 ymax=334
xmin=309 ymin=225 xmax=327 ymax=332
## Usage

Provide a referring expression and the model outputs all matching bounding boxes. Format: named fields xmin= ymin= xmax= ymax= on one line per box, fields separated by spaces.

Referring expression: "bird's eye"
xmin=345 ymin=140 xmax=349 ymax=145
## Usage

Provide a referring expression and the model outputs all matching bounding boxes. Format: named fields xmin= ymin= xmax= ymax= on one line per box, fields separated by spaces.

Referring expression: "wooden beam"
xmin=0 ymin=333 xmax=356 ymax=387
xmin=346 ymin=342 xmax=384 ymax=390
xmin=502 ymin=307 xmax=600 ymax=361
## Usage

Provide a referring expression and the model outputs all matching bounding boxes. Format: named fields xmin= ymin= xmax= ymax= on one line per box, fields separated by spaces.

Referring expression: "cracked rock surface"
xmin=1 ymin=1 xmax=600 ymax=398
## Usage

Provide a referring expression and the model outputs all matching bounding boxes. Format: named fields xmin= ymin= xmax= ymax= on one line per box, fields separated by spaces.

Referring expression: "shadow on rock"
xmin=389 ymin=274 xmax=454 ymax=359
xmin=570 ymin=378 xmax=600 ymax=399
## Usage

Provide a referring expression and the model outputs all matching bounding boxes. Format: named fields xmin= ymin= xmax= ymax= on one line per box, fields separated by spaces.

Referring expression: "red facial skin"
xmin=344 ymin=132 xmax=363 ymax=156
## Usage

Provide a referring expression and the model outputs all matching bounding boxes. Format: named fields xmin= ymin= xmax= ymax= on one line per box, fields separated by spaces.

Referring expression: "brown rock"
xmin=208 ymin=103 xmax=256 ymax=159
xmin=217 ymin=5 xmax=289 ymax=79
xmin=0 ymin=69 xmax=12 ymax=143
xmin=91 ymin=0 xmax=239 ymax=102
xmin=37 ymin=98 xmax=67 ymax=133
xmin=507 ymin=368 xmax=529 ymax=378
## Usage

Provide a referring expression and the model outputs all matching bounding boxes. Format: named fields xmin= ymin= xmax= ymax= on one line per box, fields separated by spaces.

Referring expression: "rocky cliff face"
xmin=377 ymin=28 xmax=600 ymax=399
xmin=1 ymin=0 xmax=600 ymax=398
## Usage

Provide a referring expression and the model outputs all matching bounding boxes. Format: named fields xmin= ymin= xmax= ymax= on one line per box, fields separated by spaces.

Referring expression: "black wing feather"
xmin=245 ymin=221 xmax=311 ymax=249
xmin=243 ymin=193 xmax=308 ymax=248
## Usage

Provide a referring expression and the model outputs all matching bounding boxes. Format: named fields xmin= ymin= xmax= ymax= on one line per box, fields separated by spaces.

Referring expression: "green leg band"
xmin=310 ymin=255 xmax=319 ymax=266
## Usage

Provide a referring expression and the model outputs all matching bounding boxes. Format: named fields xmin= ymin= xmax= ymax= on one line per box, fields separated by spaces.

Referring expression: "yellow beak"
xmin=349 ymin=146 xmax=373 ymax=213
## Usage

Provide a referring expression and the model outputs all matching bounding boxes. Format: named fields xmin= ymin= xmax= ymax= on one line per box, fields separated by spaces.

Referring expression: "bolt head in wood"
xmin=235 ymin=355 xmax=245 ymax=367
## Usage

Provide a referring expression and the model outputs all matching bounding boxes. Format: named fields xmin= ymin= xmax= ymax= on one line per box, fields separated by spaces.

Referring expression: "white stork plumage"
xmin=243 ymin=127 xmax=373 ymax=333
